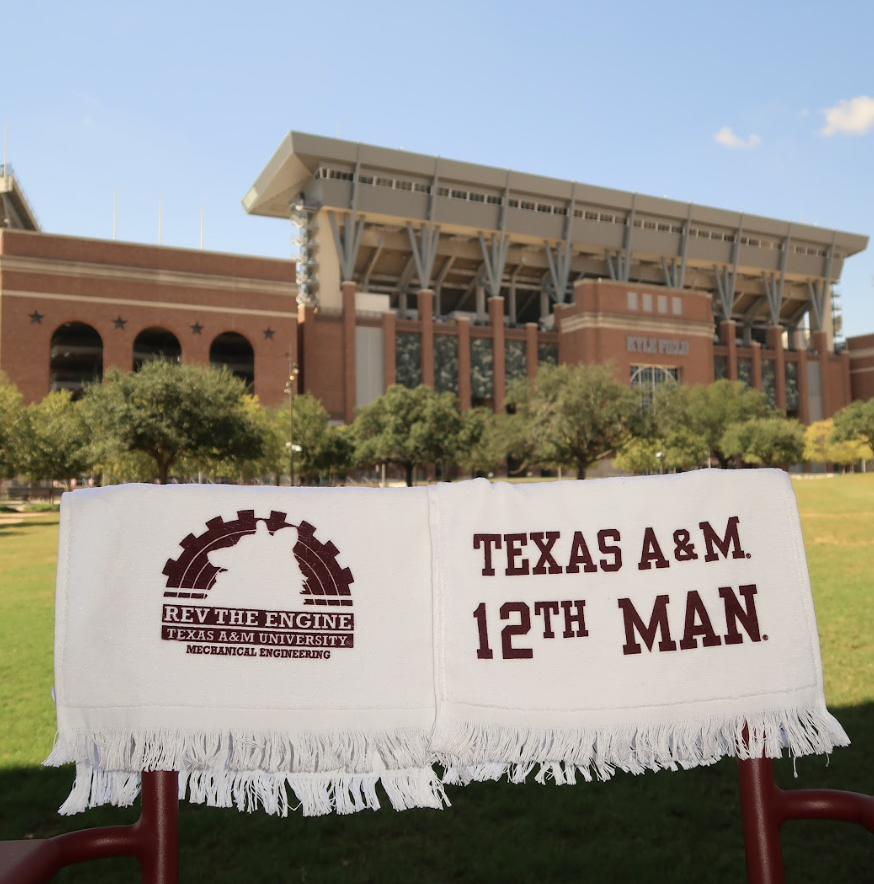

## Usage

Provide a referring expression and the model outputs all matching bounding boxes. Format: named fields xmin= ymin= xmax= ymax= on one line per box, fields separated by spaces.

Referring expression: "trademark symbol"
xmin=746 ymin=553 xmax=751 ymax=559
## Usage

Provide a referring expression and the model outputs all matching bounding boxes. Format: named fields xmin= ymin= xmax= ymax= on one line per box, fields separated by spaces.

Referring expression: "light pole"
xmin=285 ymin=361 xmax=299 ymax=485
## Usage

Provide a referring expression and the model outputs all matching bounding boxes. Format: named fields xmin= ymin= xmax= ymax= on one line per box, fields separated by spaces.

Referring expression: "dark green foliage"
xmin=353 ymin=385 xmax=462 ymax=486
xmin=506 ymin=363 xmax=642 ymax=478
xmin=831 ymin=397 xmax=874 ymax=454
xmin=84 ymin=361 xmax=263 ymax=484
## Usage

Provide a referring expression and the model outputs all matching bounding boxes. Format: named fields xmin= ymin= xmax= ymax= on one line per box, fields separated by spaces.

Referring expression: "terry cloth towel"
xmin=46 ymin=483 xmax=444 ymax=817
xmin=428 ymin=470 xmax=849 ymax=785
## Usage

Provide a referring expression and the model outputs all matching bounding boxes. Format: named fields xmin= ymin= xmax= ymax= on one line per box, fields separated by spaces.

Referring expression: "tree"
xmin=0 ymin=374 xmax=24 ymax=480
xmin=505 ymin=363 xmax=641 ymax=479
xmin=803 ymin=419 xmax=834 ymax=466
xmin=807 ymin=416 xmax=872 ymax=472
xmin=84 ymin=361 xmax=264 ymax=484
xmin=454 ymin=407 xmax=511 ymax=477
xmin=831 ymin=399 xmax=874 ymax=460
xmin=15 ymin=391 xmax=92 ymax=493
xmin=249 ymin=394 xmax=355 ymax=484
xmin=720 ymin=417 xmax=805 ymax=470
xmin=682 ymin=380 xmax=772 ymax=468
xmin=352 ymin=385 xmax=462 ymax=486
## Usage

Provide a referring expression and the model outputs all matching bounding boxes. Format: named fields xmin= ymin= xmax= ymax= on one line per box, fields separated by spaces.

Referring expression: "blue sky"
xmin=6 ymin=0 xmax=874 ymax=337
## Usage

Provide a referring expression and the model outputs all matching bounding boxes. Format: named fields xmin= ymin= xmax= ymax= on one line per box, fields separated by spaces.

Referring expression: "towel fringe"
xmin=46 ymin=726 xmax=433 ymax=776
xmin=59 ymin=765 xmax=448 ymax=817
xmin=433 ymin=706 xmax=849 ymax=785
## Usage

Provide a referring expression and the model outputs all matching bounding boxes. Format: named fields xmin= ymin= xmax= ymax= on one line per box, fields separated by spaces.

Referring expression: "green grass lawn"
xmin=0 ymin=475 xmax=872 ymax=882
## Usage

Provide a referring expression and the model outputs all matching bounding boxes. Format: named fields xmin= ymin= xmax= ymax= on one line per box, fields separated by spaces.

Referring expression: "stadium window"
xmin=437 ymin=187 xmax=450 ymax=197
xmin=520 ymin=200 xmax=536 ymax=211
xmin=395 ymin=180 xmax=413 ymax=191
xmin=469 ymin=192 xmax=485 ymax=203
xmin=508 ymin=199 xmax=520 ymax=208
xmin=536 ymin=203 xmax=553 ymax=214
xmin=451 ymin=189 xmax=468 ymax=200
xmin=486 ymin=195 xmax=502 ymax=205
xmin=412 ymin=182 xmax=429 ymax=193
xmin=627 ymin=291 xmax=638 ymax=311
xmin=657 ymin=223 xmax=671 ymax=232
xmin=585 ymin=211 xmax=599 ymax=221
xmin=375 ymin=177 xmax=393 ymax=188
xmin=657 ymin=294 xmax=668 ymax=314
xmin=642 ymin=293 xmax=653 ymax=312
xmin=672 ymin=296 xmax=682 ymax=316
xmin=359 ymin=174 xmax=374 ymax=185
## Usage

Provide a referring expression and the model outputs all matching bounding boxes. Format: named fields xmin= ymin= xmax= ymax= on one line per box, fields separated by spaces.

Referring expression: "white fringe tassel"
xmin=58 ymin=765 xmax=447 ymax=818
xmin=46 ymin=726 xmax=432 ymax=777
xmin=435 ymin=706 xmax=850 ymax=786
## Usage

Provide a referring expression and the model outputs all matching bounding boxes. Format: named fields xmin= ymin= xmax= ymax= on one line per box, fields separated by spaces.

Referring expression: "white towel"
xmin=46 ymin=483 xmax=445 ymax=816
xmin=428 ymin=470 xmax=849 ymax=785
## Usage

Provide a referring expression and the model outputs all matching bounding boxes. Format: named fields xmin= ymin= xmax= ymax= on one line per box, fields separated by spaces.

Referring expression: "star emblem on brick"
xmin=29 ymin=310 xmax=43 ymax=324
xmin=191 ymin=322 xmax=203 ymax=335
xmin=113 ymin=316 xmax=127 ymax=330
xmin=263 ymin=327 xmax=275 ymax=340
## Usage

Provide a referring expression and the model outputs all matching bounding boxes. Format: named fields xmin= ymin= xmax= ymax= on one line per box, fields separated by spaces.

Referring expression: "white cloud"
xmin=714 ymin=127 xmax=761 ymax=149
xmin=820 ymin=95 xmax=874 ymax=136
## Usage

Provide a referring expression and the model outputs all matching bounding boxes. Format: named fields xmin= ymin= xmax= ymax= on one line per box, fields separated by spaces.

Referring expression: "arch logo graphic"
xmin=160 ymin=510 xmax=354 ymax=660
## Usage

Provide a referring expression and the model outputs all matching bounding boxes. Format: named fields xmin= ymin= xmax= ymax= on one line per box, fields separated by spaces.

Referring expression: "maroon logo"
xmin=163 ymin=510 xmax=353 ymax=606
xmin=160 ymin=510 xmax=354 ymax=660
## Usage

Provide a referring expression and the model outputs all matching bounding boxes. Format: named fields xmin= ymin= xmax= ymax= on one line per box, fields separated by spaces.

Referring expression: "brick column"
xmin=457 ymin=317 xmax=471 ymax=411
xmin=813 ymin=330 xmax=830 ymax=418
xmin=418 ymin=289 xmax=435 ymax=389
xmin=525 ymin=322 xmax=539 ymax=380
xmin=298 ymin=304 xmax=316 ymax=393
xmin=382 ymin=310 xmax=396 ymax=390
xmin=341 ymin=281 xmax=357 ymax=423
xmin=751 ymin=342 xmax=762 ymax=392
xmin=720 ymin=320 xmax=738 ymax=381
xmin=489 ymin=296 xmax=505 ymax=413
xmin=797 ymin=352 xmax=810 ymax=426
xmin=840 ymin=349 xmax=851 ymax=412
xmin=768 ymin=326 xmax=786 ymax=412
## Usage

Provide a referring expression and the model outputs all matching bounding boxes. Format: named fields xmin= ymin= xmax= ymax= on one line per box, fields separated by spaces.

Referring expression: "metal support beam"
xmin=328 ymin=211 xmax=365 ymax=282
xmin=407 ymin=222 xmax=441 ymax=290
xmin=621 ymin=194 xmax=637 ymax=281
xmin=434 ymin=255 xmax=455 ymax=316
xmin=677 ymin=204 xmax=692 ymax=290
xmin=807 ymin=280 xmax=827 ymax=331
xmin=543 ymin=182 xmax=576 ymax=303
xmin=478 ymin=232 xmax=509 ymax=299
xmin=714 ymin=216 xmax=744 ymax=322
xmin=762 ymin=273 xmax=782 ymax=326
xmin=361 ymin=245 xmax=382 ymax=290
xmin=544 ymin=240 xmax=572 ymax=303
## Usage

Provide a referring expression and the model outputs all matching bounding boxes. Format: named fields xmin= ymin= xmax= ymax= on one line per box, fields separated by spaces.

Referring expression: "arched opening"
xmin=133 ymin=327 xmax=182 ymax=370
xmin=209 ymin=332 xmax=254 ymax=391
xmin=50 ymin=322 xmax=103 ymax=397
xmin=630 ymin=364 xmax=680 ymax=407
